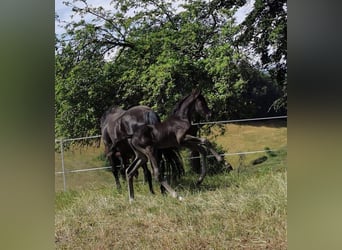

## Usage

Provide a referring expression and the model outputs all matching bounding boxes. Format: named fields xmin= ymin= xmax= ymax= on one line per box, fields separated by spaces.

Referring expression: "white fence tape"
xmin=192 ymin=115 xmax=287 ymax=126
xmin=55 ymin=115 xmax=287 ymax=191
xmin=55 ymin=148 xmax=284 ymax=175
xmin=55 ymin=116 xmax=287 ymax=143
xmin=55 ymin=166 xmax=112 ymax=174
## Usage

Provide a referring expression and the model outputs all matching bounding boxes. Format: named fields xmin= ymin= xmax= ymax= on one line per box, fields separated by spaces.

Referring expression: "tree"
xmin=55 ymin=28 xmax=119 ymax=139
xmin=236 ymin=0 xmax=287 ymax=112
xmin=55 ymin=0 xmax=286 ymax=139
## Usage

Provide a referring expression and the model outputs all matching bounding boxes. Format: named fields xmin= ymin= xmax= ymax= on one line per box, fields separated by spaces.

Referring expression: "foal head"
xmin=173 ymin=89 xmax=212 ymax=121
xmin=194 ymin=93 xmax=211 ymax=120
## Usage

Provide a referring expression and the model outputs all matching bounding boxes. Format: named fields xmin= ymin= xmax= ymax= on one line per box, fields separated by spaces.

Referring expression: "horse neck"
xmin=174 ymin=96 xmax=196 ymax=121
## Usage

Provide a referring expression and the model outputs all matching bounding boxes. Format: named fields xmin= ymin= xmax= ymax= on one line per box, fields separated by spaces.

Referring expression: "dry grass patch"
xmin=208 ymin=121 xmax=287 ymax=168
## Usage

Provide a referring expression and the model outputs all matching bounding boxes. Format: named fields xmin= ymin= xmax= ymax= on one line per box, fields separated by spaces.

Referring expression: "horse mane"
xmin=108 ymin=105 xmax=124 ymax=114
xmin=172 ymin=89 xmax=201 ymax=115
xmin=100 ymin=105 xmax=125 ymax=128
xmin=172 ymin=94 xmax=191 ymax=115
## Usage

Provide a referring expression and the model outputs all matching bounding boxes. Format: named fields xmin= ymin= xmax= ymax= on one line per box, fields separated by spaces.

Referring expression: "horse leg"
xmin=142 ymin=162 xmax=155 ymax=194
xmin=182 ymin=141 xmax=208 ymax=186
xmin=145 ymin=146 xmax=180 ymax=199
xmin=125 ymin=157 xmax=144 ymax=203
xmin=108 ymin=154 xmax=121 ymax=190
xmin=188 ymin=144 xmax=208 ymax=186
xmin=112 ymin=168 xmax=121 ymax=189
xmin=103 ymin=140 xmax=123 ymax=189
xmin=196 ymin=145 xmax=209 ymax=185
xmin=200 ymin=139 xmax=222 ymax=162
xmin=206 ymin=143 xmax=222 ymax=162
xmin=183 ymin=135 xmax=223 ymax=162
xmin=119 ymin=155 xmax=126 ymax=180
xmin=182 ymin=134 xmax=224 ymax=185
xmin=125 ymin=138 xmax=151 ymax=201
xmin=157 ymin=151 xmax=167 ymax=194
xmin=160 ymin=159 xmax=167 ymax=194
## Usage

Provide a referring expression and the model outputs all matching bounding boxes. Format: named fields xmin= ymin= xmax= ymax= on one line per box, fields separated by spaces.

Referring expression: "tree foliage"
xmin=55 ymin=0 xmax=287 ymax=139
xmin=236 ymin=0 xmax=287 ymax=111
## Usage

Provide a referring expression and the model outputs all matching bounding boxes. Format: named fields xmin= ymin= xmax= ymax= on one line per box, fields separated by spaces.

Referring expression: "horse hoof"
xmin=178 ymin=196 xmax=184 ymax=201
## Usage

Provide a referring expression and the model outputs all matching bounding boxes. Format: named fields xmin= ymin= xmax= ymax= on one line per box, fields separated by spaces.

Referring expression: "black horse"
xmin=126 ymin=89 xmax=224 ymax=201
xmin=100 ymin=105 xmax=184 ymax=193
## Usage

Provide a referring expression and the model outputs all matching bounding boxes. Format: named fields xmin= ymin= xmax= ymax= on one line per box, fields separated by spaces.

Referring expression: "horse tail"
xmin=144 ymin=110 xmax=161 ymax=125
xmin=160 ymin=147 xmax=185 ymax=183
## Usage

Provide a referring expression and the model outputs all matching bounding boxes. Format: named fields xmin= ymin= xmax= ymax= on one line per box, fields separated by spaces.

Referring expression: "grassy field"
xmin=55 ymin=120 xmax=287 ymax=249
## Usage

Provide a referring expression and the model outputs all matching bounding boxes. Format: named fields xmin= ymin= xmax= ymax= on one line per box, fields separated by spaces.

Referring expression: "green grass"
xmin=55 ymin=121 xmax=287 ymax=249
xmin=56 ymin=152 xmax=287 ymax=249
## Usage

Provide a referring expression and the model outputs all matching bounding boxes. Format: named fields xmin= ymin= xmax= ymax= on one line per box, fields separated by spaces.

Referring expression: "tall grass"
xmin=55 ymin=150 xmax=287 ymax=249
xmin=55 ymin=121 xmax=287 ymax=249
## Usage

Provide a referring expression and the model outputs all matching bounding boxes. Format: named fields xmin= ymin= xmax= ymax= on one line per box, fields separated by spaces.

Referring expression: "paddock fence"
xmin=55 ymin=116 xmax=287 ymax=192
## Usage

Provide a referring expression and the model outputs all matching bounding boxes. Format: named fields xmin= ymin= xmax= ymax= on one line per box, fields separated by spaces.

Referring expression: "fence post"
xmin=60 ymin=139 xmax=66 ymax=192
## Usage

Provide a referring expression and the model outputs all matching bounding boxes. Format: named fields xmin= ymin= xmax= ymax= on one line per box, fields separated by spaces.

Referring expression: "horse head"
xmin=173 ymin=89 xmax=211 ymax=121
xmin=194 ymin=93 xmax=211 ymax=120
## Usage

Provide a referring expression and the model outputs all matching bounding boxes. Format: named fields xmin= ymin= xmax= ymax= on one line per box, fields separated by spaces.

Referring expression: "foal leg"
xmin=156 ymin=150 xmax=166 ymax=194
xmin=195 ymin=145 xmax=209 ymax=186
xmin=125 ymin=157 xmax=145 ymax=202
xmin=182 ymin=135 xmax=224 ymax=185
xmin=119 ymin=156 xmax=126 ymax=180
xmin=182 ymin=142 xmax=208 ymax=186
xmin=145 ymin=147 xmax=181 ymax=200
xmin=183 ymin=135 xmax=223 ymax=162
xmin=142 ymin=162 xmax=155 ymax=194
